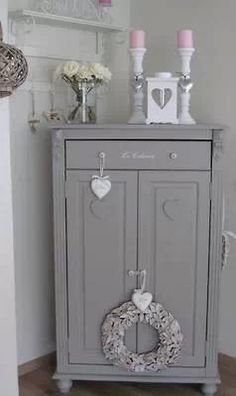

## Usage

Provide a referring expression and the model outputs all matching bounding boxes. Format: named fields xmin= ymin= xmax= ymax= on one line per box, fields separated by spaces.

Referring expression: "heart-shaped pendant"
xmin=152 ymin=88 xmax=172 ymax=109
xmin=178 ymin=76 xmax=193 ymax=93
xmin=91 ymin=176 xmax=111 ymax=200
xmin=132 ymin=290 xmax=153 ymax=312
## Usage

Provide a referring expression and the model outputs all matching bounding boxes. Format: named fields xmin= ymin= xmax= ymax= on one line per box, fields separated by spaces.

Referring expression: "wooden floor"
xmin=19 ymin=354 xmax=236 ymax=396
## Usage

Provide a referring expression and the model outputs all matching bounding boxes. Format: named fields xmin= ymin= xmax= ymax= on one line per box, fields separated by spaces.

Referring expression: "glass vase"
xmin=68 ymin=81 xmax=96 ymax=124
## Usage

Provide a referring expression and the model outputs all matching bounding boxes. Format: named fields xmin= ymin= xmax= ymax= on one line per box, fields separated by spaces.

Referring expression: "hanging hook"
xmin=128 ymin=269 xmax=147 ymax=294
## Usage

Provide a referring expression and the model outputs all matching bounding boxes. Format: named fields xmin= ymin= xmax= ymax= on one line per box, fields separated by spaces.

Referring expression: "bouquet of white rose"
xmin=54 ymin=61 xmax=112 ymax=123
xmin=54 ymin=61 xmax=112 ymax=85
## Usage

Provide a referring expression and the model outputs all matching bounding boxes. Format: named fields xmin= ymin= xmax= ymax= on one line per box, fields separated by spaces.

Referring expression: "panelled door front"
xmin=66 ymin=170 xmax=138 ymax=364
xmin=138 ymin=171 xmax=210 ymax=368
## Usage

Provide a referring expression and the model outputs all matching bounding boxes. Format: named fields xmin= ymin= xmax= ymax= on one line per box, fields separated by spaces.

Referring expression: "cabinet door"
xmin=138 ymin=171 xmax=210 ymax=367
xmin=66 ymin=170 xmax=137 ymax=364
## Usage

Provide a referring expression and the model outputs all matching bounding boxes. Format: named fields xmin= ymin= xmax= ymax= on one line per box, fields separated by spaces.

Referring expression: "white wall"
xmin=0 ymin=0 xmax=19 ymax=394
xmin=9 ymin=0 xmax=130 ymax=365
xmin=131 ymin=0 xmax=236 ymax=357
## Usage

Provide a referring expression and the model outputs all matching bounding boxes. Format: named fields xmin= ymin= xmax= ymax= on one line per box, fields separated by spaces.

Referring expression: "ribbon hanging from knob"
xmin=91 ymin=152 xmax=111 ymax=200
xmin=0 ymin=21 xmax=28 ymax=98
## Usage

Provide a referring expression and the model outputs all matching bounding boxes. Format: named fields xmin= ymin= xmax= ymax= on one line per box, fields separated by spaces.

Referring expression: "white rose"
xmin=75 ymin=64 xmax=93 ymax=81
xmin=89 ymin=63 xmax=112 ymax=83
xmin=63 ymin=61 xmax=80 ymax=78
xmin=55 ymin=61 xmax=111 ymax=84
xmin=92 ymin=63 xmax=104 ymax=79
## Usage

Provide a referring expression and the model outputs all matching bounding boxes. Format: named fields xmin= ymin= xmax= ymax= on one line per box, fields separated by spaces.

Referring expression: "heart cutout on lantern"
xmin=132 ymin=290 xmax=153 ymax=312
xmin=91 ymin=176 xmax=111 ymax=200
xmin=152 ymin=88 xmax=172 ymax=109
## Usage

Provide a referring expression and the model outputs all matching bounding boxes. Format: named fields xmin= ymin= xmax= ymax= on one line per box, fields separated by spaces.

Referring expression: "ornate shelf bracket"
xmin=10 ymin=14 xmax=35 ymax=39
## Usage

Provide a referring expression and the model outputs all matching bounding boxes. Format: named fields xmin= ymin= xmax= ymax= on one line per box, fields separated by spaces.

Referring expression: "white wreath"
xmin=102 ymin=301 xmax=183 ymax=373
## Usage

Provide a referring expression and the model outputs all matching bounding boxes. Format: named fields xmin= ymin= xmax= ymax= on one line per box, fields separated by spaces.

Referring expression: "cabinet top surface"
xmin=51 ymin=123 xmax=226 ymax=141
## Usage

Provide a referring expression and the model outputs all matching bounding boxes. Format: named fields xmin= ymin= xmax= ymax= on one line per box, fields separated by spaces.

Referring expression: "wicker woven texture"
xmin=0 ymin=23 xmax=28 ymax=97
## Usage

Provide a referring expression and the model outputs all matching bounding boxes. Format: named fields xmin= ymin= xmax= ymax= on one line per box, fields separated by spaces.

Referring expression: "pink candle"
xmin=99 ymin=0 xmax=112 ymax=6
xmin=177 ymin=30 xmax=194 ymax=48
xmin=130 ymin=30 xmax=146 ymax=48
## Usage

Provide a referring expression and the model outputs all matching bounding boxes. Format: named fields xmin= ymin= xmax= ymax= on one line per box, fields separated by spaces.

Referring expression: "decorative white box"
xmin=146 ymin=72 xmax=179 ymax=125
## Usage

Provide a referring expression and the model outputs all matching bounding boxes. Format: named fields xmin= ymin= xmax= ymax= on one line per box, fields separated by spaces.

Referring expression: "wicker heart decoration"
xmin=91 ymin=176 xmax=111 ymax=200
xmin=152 ymin=88 xmax=172 ymax=109
xmin=132 ymin=290 xmax=153 ymax=312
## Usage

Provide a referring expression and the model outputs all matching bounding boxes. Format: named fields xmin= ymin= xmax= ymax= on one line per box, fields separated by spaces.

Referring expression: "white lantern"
xmin=146 ymin=72 xmax=179 ymax=124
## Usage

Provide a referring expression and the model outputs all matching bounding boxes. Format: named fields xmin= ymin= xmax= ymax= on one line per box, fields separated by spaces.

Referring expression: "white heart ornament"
xmin=178 ymin=76 xmax=193 ymax=93
xmin=91 ymin=176 xmax=111 ymax=200
xmin=132 ymin=290 xmax=153 ymax=312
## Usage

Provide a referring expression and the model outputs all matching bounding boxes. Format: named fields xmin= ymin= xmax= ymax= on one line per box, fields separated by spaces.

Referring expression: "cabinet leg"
xmin=201 ymin=384 xmax=217 ymax=396
xmin=57 ymin=379 xmax=73 ymax=394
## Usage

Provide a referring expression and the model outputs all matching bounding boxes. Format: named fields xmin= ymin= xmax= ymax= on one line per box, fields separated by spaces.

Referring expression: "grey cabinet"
xmin=52 ymin=125 xmax=225 ymax=396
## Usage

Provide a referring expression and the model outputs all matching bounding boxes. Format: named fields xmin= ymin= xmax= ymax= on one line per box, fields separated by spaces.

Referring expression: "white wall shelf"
xmin=9 ymin=9 xmax=128 ymax=33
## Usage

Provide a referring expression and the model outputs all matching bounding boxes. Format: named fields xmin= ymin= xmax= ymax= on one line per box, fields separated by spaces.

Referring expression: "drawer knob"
xmin=169 ymin=152 xmax=178 ymax=160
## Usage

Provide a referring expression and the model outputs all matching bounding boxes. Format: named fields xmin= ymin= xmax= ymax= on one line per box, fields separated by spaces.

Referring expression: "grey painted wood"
xmin=52 ymin=130 xmax=69 ymax=373
xmin=56 ymin=379 xmax=73 ymax=393
xmin=66 ymin=170 xmax=138 ymax=364
xmin=51 ymin=123 xmax=226 ymax=131
xmin=201 ymin=383 xmax=218 ymax=396
xmin=51 ymin=124 xmax=225 ymax=391
xmin=51 ymin=124 xmax=225 ymax=141
xmin=53 ymin=371 xmax=219 ymax=384
xmin=54 ymin=361 xmax=207 ymax=378
xmin=205 ymin=130 xmax=224 ymax=378
xmin=138 ymin=171 xmax=210 ymax=367
xmin=61 ymin=129 xmax=212 ymax=141
xmin=66 ymin=140 xmax=211 ymax=170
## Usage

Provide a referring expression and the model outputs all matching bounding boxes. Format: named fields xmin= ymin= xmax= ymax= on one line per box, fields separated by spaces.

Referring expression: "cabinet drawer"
xmin=66 ymin=140 xmax=211 ymax=170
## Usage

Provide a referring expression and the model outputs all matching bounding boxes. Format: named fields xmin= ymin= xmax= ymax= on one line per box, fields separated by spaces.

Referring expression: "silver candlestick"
xmin=178 ymin=47 xmax=196 ymax=124
xmin=128 ymin=48 xmax=146 ymax=124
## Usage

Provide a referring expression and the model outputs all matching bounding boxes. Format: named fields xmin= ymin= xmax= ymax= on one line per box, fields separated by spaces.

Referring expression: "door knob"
xmin=169 ymin=152 xmax=178 ymax=160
